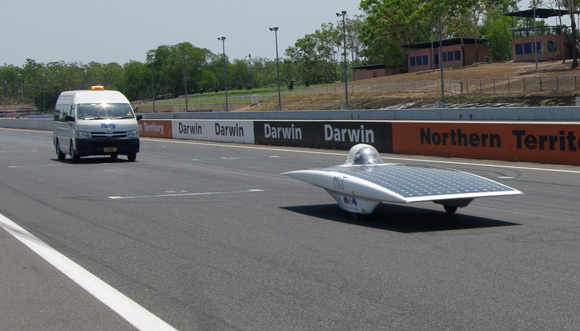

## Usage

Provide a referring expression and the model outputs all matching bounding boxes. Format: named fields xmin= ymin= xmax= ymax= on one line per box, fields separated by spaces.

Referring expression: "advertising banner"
xmin=254 ymin=121 xmax=393 ymax=152
xmin=172 ymin=120 xmax=255 ymax=144
xmin=138 ymin=120 xmax=173 ymax=138
xmin=392 ymin=122 xmax=580 ymax=165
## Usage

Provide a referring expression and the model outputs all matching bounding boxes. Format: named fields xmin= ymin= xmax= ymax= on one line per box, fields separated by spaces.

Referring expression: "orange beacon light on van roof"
xmin=90 ymin=85 xmax=105 ymax=91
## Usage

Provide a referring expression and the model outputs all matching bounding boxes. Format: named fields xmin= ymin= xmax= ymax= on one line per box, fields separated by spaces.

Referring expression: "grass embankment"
xmin=180 ymin=61 xmax=580 ymax=111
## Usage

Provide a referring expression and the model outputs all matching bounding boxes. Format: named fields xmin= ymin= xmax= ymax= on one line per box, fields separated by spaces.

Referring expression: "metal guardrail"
xmin=0 ymin=108 xmax=38 ymax=118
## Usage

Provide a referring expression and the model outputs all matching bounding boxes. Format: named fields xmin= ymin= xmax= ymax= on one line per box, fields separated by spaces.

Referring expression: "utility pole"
xmin=147 ymin=52 xmax=156 ymax=112
xmin=218 ymin=37 xmax=229 ymax=111
xmin=179 ymin=45 xmax=188 ymax=111
xmin=269 ymin=27 xmax=282 ymax=111
xmin=437 ymin=0 xmax=445 ymax=107
xmin=336 ymin=11 xmax=349 ymax=110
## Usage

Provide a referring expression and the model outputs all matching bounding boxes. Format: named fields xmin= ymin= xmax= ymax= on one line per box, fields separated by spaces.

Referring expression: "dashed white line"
xmin=9 ymin=164 xmax=70 ymax=169
xmin=0 ymin=212 xmax=177 ymax=331
xmin=109 ymin=188 xmax=264 ymax=200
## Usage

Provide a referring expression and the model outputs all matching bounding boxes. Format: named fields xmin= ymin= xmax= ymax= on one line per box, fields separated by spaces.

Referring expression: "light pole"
xmin=269 ymin=27 xmax=282 ymax=111
xmin=41 ymin=73 xmax=46 ymax=113
xmin=430 ymin=23 xmax=435 ymax=72
xmin=533 ymin=2 xmax=538 ymax=70
xmin=336 ymin=11 xmax=348 ymax=110
xmin=2 ymin=80 xmax=6 ymax=111
xmin=211 ymin=54 xmax=217 ymax=92
xmin=19 ymin=73 xmax=24 ymax=107
xmin=437 ymin=0 xmax=445 ymax=107
xmin=147 ymin=52 xmax=156 ymax=112
xmin=218 ymin=36 xmax=228 ymax=112
xmin=55 ymin=70 xmax=60 ymax=101
xmin=247 ymin=54 xmax=253 ymax=89
xmin=179 ymin=45 xmax=188 ymax=111
xmin=82 ymin=68 xmax=87 ymax=90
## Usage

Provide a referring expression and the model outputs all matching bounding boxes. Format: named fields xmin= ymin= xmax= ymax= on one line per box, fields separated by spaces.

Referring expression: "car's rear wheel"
xmin=70 ymin=142 xmax=80 ymax=163
xmin=444 ymin=205 xmax=458 ymax=215
xmin=55 ymin=140 xmax=66 ymax=160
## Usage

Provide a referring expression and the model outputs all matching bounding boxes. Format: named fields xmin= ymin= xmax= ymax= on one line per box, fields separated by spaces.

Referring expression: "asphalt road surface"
xmin=2 ymin=127 xmax=580 ymax=330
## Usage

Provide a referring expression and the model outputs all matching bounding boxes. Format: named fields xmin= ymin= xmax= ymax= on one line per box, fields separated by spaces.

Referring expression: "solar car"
xmin=283 ymin=144 xmax=522 ymax=215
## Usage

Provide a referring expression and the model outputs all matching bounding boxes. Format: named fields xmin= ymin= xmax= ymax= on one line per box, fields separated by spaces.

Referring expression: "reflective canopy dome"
xmin=345 ymin=144 xmax=385 ymax=165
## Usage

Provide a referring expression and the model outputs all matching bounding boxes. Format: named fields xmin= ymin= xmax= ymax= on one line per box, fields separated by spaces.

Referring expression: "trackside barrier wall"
xmin=137 ymin=119 xmax=580 ymax=166
xmin=138 ymin=120 xmax=173 ymax=138
xmin=172 ymin=120 xmax=255 ymax=144
xmin=392 ymin=122 xmax=580 ymax=165
xmin=253 ymin=121 xmax=393 ymax=152
xmin=2 ymin=116 xmax=580 ymax=166
xmin=0 ymin=119 xmax=55 ymax=130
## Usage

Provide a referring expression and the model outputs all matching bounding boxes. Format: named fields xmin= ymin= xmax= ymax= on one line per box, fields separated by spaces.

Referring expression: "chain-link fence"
xmin=461 ymin=75 xmax=580 ymax=94
xmin=135 ymin=74 xmax=580 ymax=109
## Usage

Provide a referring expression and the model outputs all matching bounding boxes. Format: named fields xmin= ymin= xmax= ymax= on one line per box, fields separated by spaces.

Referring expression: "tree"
xmin=120 ymin=61 xmax=150 ymax=101
xmin=346 ymin=16 xmax=366 ymax=67
xmin=549 ymin=0 xmax=568 ymax=63
xmin=0 ymin=65 xmax=22 ymax=105
xmin=481 ymin=10 xmax=514 ymax=61
xmin=360 ymin=0 xmax=431 ymax=70
xmin=569 ymin=0 xmax=579 ymax=67
xmin=230 ymin=58 xmax=250 ymax=90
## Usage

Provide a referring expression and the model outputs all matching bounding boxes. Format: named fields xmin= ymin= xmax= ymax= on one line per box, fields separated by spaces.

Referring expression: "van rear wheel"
xmin=56 ymin=140 xmax=66 ymax=160
xmin=70 ymin=142 xmax=80 ymax=163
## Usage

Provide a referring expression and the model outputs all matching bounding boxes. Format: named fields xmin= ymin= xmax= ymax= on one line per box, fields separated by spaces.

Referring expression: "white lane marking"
xmin=9 ymin=164 xmax=70 ymax=169
xmin=382 ymin=157 xmax=580 ymax=174
xmin=0 ymin=212 xmax=177 ymax=331
xmin=109 ymin=188 xmax=264 ymax=200
xmin=143 ymin=138 xmax=580 ymax=175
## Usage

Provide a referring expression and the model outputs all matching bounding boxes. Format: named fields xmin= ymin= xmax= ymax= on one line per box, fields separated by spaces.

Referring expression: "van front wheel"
xmin=127 ymin=152 xmax=137 ymax=162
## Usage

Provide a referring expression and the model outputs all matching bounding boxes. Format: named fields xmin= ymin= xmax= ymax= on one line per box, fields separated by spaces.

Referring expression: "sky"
xmin=0 ymin=0 xmax=363 ymax=66
xmin=1 ymin=0 xmax=571 ymax=67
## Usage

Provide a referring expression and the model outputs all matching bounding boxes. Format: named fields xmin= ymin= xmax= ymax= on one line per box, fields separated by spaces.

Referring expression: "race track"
xmin=1 ymin=128 xmax=580 ymax=330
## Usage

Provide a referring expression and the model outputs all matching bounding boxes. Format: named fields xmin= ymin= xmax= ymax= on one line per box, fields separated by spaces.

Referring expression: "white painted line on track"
xmin=9 ymin=164 xmax=70 ymax=169
xmin=382 ymin=156 xmax=580 ymax=174
xmin=143 ymin=138 xmax=580 ymax=175
xmin=109 ymin=188 xmax=264 ymax=200
xmin=0 ymin=212 xmax=177 ymax=331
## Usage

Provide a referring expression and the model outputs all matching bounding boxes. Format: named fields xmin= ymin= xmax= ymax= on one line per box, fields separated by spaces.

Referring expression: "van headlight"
xmin=75 ymin=131 xmax=91 ymax=139
xmin=128 ymin=130 xmax=139 ymax=138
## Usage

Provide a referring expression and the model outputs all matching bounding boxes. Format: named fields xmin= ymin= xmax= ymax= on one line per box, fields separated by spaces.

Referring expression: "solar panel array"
xmin=326 ymin=164 xmax=517 ymax=198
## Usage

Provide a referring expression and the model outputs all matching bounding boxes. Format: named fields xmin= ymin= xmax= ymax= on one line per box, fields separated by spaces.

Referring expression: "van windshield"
xmin=77 ymin=103 xmax=134 ymax=120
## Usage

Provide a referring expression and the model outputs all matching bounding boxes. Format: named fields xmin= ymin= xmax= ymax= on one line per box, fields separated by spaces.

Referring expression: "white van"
xmin=53 ymin=86 xmax=142 ymax=162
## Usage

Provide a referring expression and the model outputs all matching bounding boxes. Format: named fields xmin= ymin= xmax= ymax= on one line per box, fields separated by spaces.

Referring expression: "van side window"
xmin=54 ymin=106 xmax=61 ymax=121
xmin=54 ymin=105 xmax=67 ymax=122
